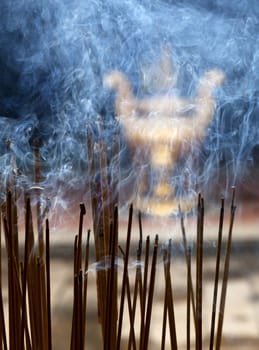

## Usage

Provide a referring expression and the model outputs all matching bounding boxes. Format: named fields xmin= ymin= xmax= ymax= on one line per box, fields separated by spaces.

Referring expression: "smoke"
xmin=84 ymin=257 xmax=144 ymax=276
xmin=1 ymin=0 xmax=259 ymax=206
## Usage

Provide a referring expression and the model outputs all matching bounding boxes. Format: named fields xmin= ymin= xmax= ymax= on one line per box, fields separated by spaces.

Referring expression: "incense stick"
xmin=104 ymin=206 xmax=118 ymax=350
xmin=20 ymin=198 xmax=31 ymax=350
xmin=0 ymin=203 xmax=7 ymax=350
xmin=196 ymin=194 xmax=204 ymax=350
xmin=0 ymin=204 xmax=7 ymax=350
xmin=116 ymin=203 xmax=133 ymax=350
xmin=3 ymin=214 xmax=16 ymax=350
xmin=128 ymin=211 xmax=143 ymax=350
xmin=33 ymin=140 xmax=44 ymax=260
xmin=180 ymin=209 xmax=196 ymax=325
xmin=141 ymin=234 xmax=159 ymax=350
xmin=215 ymin=188 xmax=236 ymax=350
xmin=209 ymin=198 xmax=224 ymax=350
xmin=118 ymin=245 xmax=137 ymax=350
xmin=0 ymin=177 xmax=236 ymax=350
xmin=82 ymin=229 xmax=90 ymax=348
xmin=187 ymin=246 xmax=191 ymax=350
xmin=139 ymin=235 xmax=150 ymax=347
xmin=165 ymin=239 xmax=178 ymax=350
xmin=45 ymin=219 xmax=52 ymax=350
xmin=70 ymin=235 xmax=78 ymax=350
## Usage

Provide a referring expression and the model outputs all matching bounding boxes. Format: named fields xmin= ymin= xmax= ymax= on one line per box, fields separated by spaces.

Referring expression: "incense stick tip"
xmin=80 ymin=203 xmax=86 ymax=215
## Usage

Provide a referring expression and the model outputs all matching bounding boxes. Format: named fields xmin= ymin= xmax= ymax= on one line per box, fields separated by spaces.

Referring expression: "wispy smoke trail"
xmin=0 ymin=0 xmax=259 ymax=204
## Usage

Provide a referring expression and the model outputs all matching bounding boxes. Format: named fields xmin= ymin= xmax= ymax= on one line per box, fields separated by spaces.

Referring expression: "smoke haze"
xmin=1 ymin=0 xmax=259 ymax=205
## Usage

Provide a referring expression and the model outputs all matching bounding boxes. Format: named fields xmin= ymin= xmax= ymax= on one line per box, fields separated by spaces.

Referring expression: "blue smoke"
xmin=0 ymin=0 xmax=259 ymax=201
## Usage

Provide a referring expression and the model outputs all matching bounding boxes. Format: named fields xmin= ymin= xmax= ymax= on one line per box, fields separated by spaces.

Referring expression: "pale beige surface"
xmin=47 ymin=206 xmax=259 ymax=348
xmin=1 ymin=202 xmax=259 ymax=349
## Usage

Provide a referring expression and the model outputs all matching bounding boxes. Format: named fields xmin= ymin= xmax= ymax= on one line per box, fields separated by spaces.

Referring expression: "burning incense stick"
xmin=128 ymin=211 xmax=143 ymax=350
xmin=196 ymin=194 xmax=204 ymax=350
xmin=118 ymin=245 xmax=137 ymax=350
xmin=187 ymin=246 xmax=192 ymax=350
xmin=116 ymin=203 xmax=133 ymax=350
xmin=180 ymin=208 xmax=196 ymax=326
xmin=104 ymin=205 xmax=118 ymax=350
xmin=20 ymin=198 xmax=31 ymax=350
xmin=45 ymin=219 xmax=52 ymax=350
xmin=0 ymin=173 xmax=236 ymax=350
xmin=139 ymin=235 xmax=150 ymax=346
xmin=209 ymin=198 xmax=224 ymax=350
xmin=215 ymin=188 xmax=236 ymax=350
xmin=82 ymin=229 xmax=90 ymax=348
xmin=141 ymin=234 xmax=159 ymax=350
xmin=0 ymin=204 xmax=7 ymax=350
xmin=161 ymin=239 xmax=178 ymax=350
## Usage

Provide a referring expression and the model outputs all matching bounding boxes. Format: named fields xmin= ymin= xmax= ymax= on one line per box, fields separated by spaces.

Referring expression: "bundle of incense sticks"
xmin=0 ymin=140 xmax=236 ymax=349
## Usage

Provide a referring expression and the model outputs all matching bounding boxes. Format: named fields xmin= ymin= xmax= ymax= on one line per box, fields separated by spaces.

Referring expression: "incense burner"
xmin=104 ymin=67 xmax=224 ymax=216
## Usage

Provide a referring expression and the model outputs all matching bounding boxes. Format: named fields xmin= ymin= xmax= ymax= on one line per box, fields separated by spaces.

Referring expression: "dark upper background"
xmin=0 ymin=0 xmax=259 ymax=203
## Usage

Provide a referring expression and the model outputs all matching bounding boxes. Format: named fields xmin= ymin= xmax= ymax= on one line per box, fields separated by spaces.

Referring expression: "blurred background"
xmin=1 ymin=0 xmax=259 ymax=348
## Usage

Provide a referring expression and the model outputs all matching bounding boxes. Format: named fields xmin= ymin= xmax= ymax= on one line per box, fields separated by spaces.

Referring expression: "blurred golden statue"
xmin=104 ymin=50 xmax=224 ymax=215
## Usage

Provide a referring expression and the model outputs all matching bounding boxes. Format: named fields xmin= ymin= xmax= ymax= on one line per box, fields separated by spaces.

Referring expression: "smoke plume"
xmin=1 ymin=0 xmax=259 ymax=206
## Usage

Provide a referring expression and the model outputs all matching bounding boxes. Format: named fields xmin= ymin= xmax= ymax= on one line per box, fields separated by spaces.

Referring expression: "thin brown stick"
xmin=70 ymin=235 xmax=78 ymax=350
xmin=141 ymin=235 xmax=159 ymax=350
xmin=99 ymin=142 xmax=111 ymax=256
xmin=215 ymin=188 xmax=236 ymax=350
xmin=96 ymin=205 xmax=108 ymax=331
xmin=46 ymin=219 xmax=52 ymax=350
xmin=140 ymin=235 xmax=150 ymax=348
xmin=88 ymin=138 xmax=108 ymax=332
xmin=19 ymin=263 xmax=32 ymax=350
xmin=180 ymin=209 xmax=196 ymax=324
xmin=0 ymin=205 xmax=7 ymax=350
xmin=0 ymin=287 xmax=7 ymax=350
xmin=0 ymin=202 xmax=1 ymax=284
xmin=111 ymin=132 xmax=120 ymax=211
xmin=119 ymin=246 xmax=137 ymax=350
xmin=187 ymin=247 xmax=192 ymax=350
xmin=196 ymin=194 xmax=204 ymax=350
xmin=125 ymin=274 xmax=137 ymax=350
xmin=78 ymin=270 xmax=83 ymax=350
xmin=116 ymin=204 xmax=133 ymax=350
xmin=33 ymin=141 xmax=44 ymax=259
xmin=209 ymin=198 xmax=224 ymax=350
xmin=74 ymin=274 xmax=79 ymax=350
xmin=137 ymin=211 xmax=144 ymax=311
xmin=35 ymin=203 xmax=48 ymax=350
xmin=12 ymin=182 xmax=19 ymax=273
xmin=6 ymin=192 xmax=18 ymax=350
xmin=37 ymin=257 xmax=44 ymax=350
xmin=128 ymin=212 xmax=143 ymax=350
xmin=143 ymin=236 xmax=150 ymax=305
xmin=0 ymin=286 xmax=7 ymax=350
xmin=27 ymin=207 xmax=39 ymax=345
xmin=41 ymin=258 xmax=48 ymax=349
xmin=104 ymin=206 xmax=118 ymax=350
xmin=6 ymin=148 xmax=19 ymax=264
xmin=3 ymin=214 xmax=16 ymax=350
xmin=20 ymin=198 xmax=31 ymax=350
xmin=138 ymin=212 xmax=143 ymax=259
xmin=3 ymin=236 xmax=32 ymax=350
xmin=110 ymin=204 xmax=119 ymax=349
xmin=28 ymin=260 xmax=39 ymax=349
xmin=77 ymin=203 xmax=86 ymax=273
xmin=23 ymin=199 xmax=37 ymax=349
xmin=82 ymin=229 xmax=91 ymax=348
xmin=165 ymin=240 xmax=178 ymax=350
xmin=161 ymin=248 xmax=168 ymax=350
